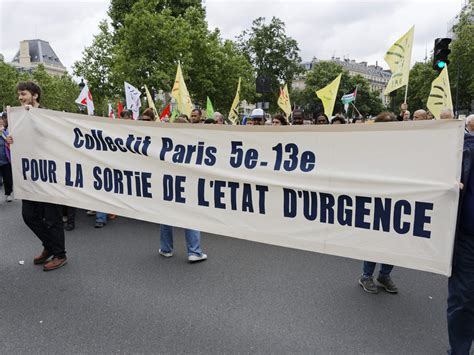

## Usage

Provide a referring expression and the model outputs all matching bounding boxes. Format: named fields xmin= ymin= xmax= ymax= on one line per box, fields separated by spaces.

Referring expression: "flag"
xmin=170 ymin=107 xmax=178 ymax=122
xmin=75 ymin=83 xmax=94 ymax=115
xmin=316 ymin=73 xmax=342 ymax=118
xmin=171 ymin=62 xmax=194 ymax=117
xmin=124 ymin=82 xmax=141 ymax=120
xmin=206 ymin=96 xmax=215 ymax=118
xmin=228 ymin=77 xmax=241 ymax=124
xmin=277 ymin=83 xmax=292 ymax=117
xmin=427 ymin=66 xmax=453 ymax=119
xmin=117 ymin=98 xmax=123 ymax=118
xmin=144 ymin=85 xmax=159 ymax=120
xmin=384 ymin=26 xmax=415 ymax=95
xmin=160 ymin=103 xmax=171 ymax=121
xmin=108 ymin=103 xmax=115 ymax=119
xmin=341 ymin=86 xmax=358 ymax=113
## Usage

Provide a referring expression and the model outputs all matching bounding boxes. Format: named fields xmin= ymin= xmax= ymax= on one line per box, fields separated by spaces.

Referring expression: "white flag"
xmin=124 ymin=82 xmax=141 ymax=120
xmin=108 ymin=103 xmax=115 ymax=119
xmin=75 ymin=84 xmax=94 ymax=115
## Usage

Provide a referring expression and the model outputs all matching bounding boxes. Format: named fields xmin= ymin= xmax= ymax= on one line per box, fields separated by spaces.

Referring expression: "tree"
xmin=0 ymin=57 xmax=19 ymax=108
xmin=73 ymin=20 xmax=115 ymax=116
xmin=294 ymin=61 xmax=383 ymax=118
xmin=450 ymin=4 xmax=474 ymax=113
xmin=109 ymin=0 xmax=203 ymax=30
xmin=105 ymin=0 xmax=254 ymax=115
xmin=238 ymin=17 xmax=302 ymax=111
xmin=390 ymin=61 xmax=438 ymax=113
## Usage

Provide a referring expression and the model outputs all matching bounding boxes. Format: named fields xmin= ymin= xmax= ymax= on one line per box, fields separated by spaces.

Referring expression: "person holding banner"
xmin=272 ymin=114 xmax=288 ymax=126
xmin=6 ymin=81 xmax=67 ymax=271
xmin=158 ymin=111 xmax=207 ymax=262
xmin=291 ymin=109 xmax=304 ymax=125
xmin=0 ymin=113 xmax=13 ymax=202
xmin=358 ymin=112 xmax=398 ymax=294
xmin=447 ymin=132 xmax=474 ymax=355
xmin=247 ymin=108 xmax=265 ymax=126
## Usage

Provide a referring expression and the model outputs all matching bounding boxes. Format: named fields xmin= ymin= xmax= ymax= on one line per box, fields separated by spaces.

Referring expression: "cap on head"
xmin=251 ymin=108 xmax=264 ymax=118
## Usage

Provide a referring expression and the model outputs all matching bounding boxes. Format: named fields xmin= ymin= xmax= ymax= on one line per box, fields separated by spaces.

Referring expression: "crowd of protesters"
xmin=1 ymin=80 xmax=473 ymax=354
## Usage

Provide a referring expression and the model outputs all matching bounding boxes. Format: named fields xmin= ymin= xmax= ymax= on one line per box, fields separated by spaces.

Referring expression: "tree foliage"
xmin=294 ymin=61 xmax=383 ymax=118
xmin=238 ymin=17 xmax=302 ymax=111
xmin=450 ymin=4 xmax=474 ymax=112
xmin=75 ymin=0 xmax=254 ymax=116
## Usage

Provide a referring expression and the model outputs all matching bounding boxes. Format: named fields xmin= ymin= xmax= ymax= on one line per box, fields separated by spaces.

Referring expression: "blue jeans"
xmin=362 ymin=261 xmax=394 ymax=278
xmin=447 ymin=232 xmax=474 ymax=355
xmin=96 ymin=212 xmax=107 ymax=224
xmin=159 ymin=224 xmax=203 ymax=256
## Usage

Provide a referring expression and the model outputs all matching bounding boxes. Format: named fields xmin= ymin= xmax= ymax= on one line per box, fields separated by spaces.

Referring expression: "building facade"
xmin=293 ymin=57 xmax=392 ymax=106
xmin=10 ymin=39 xmax=67 ymax=76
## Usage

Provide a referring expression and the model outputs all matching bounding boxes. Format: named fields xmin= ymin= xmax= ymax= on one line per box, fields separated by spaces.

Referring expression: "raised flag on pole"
xmin=206 ymin=97 xmax=215 ymax=119
xmin=75 ymin=83 xmax=94 ymax=115
xmin=316 ymin=73 xmax=342 ymax=118
xmin=117 ymin=98 xmax=123 ymax=118
xmin=228 ymin=77 xmax=241 ymax=124
xmin=341 ymin=86 xmax=358 ymax=113
xmin=277 ymin=83 xmax=292 ymax=118
xmin=108 ymin=103 xmax=115 ymax=119
xmin=144 ymin=85 xmax=159 ymax=121
xmin=159 ymin=103 xmax=171 ymax=121
xmin=384 ymin=26 xmax=415 ymax=95
xmin=124 ymin=82 xmax=141 ymax=120
xmin=427 ymin=66 xmax=453 ymax=119
xmin=171 ymin=62 xmax=194 ymax=117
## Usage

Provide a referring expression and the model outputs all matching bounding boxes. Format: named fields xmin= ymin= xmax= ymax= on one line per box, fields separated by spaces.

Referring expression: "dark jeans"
xmin=0 ymin=163 xmax=13 ymax=195
xmin=62 ymin=205 xmax=76 ymax=224
xmin=22 ymin=200 xmax=66 ymax=258
xmin=362 ymin=261 xmax=394 ymax=278
xmin=448 ymin=231 xmax=474 ymax=355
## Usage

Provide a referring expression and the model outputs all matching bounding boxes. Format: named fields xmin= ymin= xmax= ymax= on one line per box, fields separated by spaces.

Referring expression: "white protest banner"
xmin=8 ymin=107 xmax=464 ymax=276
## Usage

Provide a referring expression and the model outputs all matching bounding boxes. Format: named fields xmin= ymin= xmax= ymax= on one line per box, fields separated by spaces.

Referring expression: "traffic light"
xmin=432 ymin=38 xmax=451 ymax=72
xmin=256 ymin=76 xmax=272 ymax=93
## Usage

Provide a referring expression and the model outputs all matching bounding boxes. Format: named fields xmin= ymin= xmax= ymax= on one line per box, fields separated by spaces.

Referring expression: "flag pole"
xmin=404 ymin=83 xmax=408 ymax=104
xmin=351 ymin=102 xmax=362 ymax=117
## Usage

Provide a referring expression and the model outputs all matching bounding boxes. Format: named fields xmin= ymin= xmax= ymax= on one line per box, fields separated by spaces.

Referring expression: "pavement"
xmin=0 ymin=188 xmax=450 ymax=354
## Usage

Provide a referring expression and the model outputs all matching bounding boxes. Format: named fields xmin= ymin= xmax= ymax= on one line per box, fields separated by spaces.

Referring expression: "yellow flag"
xmin=316 ymin=73 xmax=342 ymax=118
xmin=277 ymin=83 xmax=292 ymax=118
xmin=384 ymin=26 xmax=415 ymax=95
xmin=427 ymin=66 xmax=452 ymax=119
xmin=171 ymin=62 xmax=194 ymax=117
xmin=228 ymin=77 xmax=241 ymax=124
xmin=144 ymin=85 xmax=159 ymax=121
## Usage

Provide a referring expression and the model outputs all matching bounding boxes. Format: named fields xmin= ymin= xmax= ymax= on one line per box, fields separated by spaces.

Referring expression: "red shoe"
xmin=33 ymin=249 xmax=52 ymax=265
xmin=43 ymin=257 xmax=67 ymax=271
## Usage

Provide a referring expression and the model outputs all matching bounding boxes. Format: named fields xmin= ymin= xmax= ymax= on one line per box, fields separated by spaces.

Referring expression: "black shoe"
xmin=94 ymin=221 xmax=105 ymax=228
xmin=358 ymin=275 xmax=379 ymax=294
xmin=65 ymin=223 xmax=75 ymax=231
xmin=377 ymin=276 xmax=398 ymax=294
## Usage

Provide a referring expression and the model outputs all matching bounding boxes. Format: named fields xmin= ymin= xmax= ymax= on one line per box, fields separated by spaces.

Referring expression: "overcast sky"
xmin=0 ymin=0 xmax=465 ymax=75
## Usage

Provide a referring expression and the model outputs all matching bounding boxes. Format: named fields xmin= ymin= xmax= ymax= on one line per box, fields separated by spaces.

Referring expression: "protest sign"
xmin=9 ymin=107 xmax=464 ymax=275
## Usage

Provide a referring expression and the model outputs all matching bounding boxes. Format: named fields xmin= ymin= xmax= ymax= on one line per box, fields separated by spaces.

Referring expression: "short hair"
xmin=142 ymin=108 xmax=155 ymax=120
xmin=331 ymin=115 xmax=346 ymax=124
xmin=191 ymin=108 xmax=202 ymax=116
xmin=120 ymin=110 xmax=132 ymax=119
xmin=17 ymin=81 xmax=42 ymax=102
xmin=213 ymin=112 xmax=224 ymax=121
xmin=204 ymin=118 xmax=216 ymax=124
xmin=352 ymin=117 xmax=365 ymax=123
xmin=440 ymin=108 xmax=454 ymax=119
xmin=374 ymin=111 xmax=397 ymax=123
xmin=175 ymin=114 xmax=189 ymax=123
xmin=465 ymin=114 xmax=474 ymax=125
xmin=315 ymin=113 xmax=329 ymax=124
xmin=272 ymin=113 xmax=288 ymax=125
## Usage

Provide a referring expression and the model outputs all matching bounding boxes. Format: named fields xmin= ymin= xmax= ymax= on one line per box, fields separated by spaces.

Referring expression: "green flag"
xmin=206 ymin=96 xmax=215 ymax=118
xmin=171 ymin=107 xmax=178 ymax=122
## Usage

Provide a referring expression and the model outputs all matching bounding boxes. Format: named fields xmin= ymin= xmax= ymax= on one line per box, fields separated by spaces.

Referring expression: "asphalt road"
xmin=0 ymin=189 xmax=450 ymax=354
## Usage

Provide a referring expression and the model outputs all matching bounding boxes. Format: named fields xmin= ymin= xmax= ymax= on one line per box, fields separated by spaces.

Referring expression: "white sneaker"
xmin=188 ymin=253 xmax=208 ymax=262
xmin=158 ymin=249 xmax=173 ymax=258
xmin=6 ymin=195 xmax=13 ymax=202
